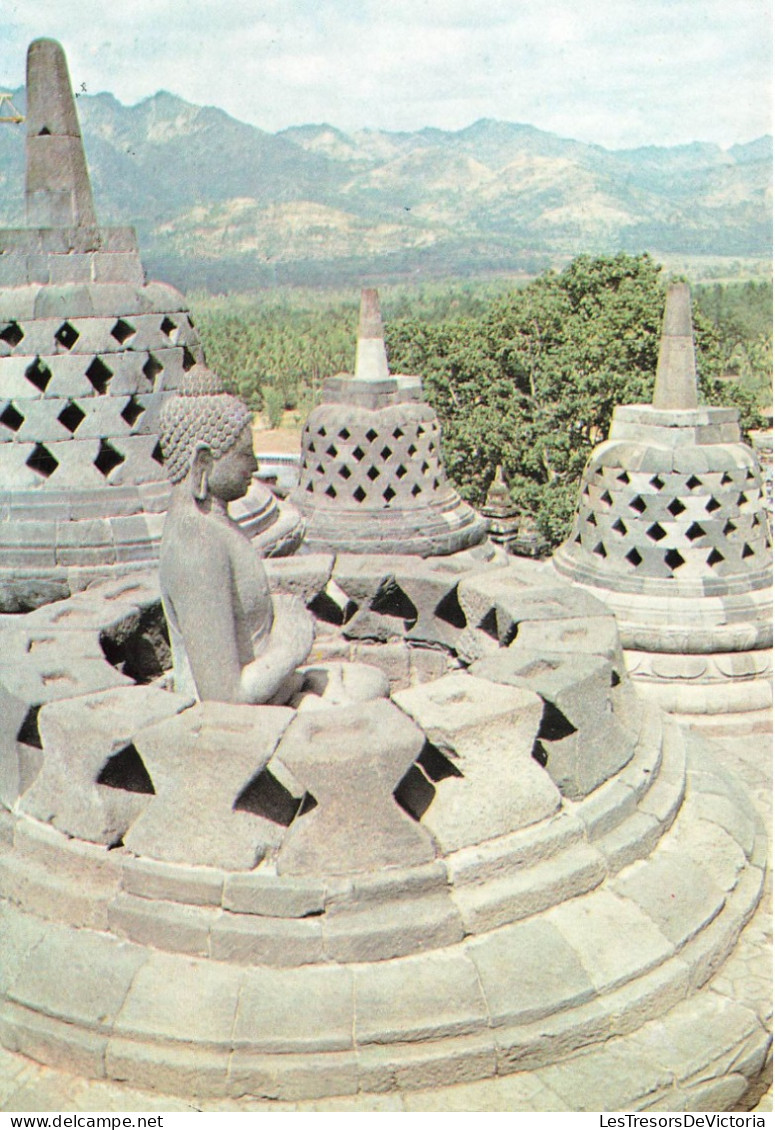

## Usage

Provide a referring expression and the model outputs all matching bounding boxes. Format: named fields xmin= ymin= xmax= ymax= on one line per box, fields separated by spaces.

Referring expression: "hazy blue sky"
xmin=2 ymin=0 xmax=771 ymax=148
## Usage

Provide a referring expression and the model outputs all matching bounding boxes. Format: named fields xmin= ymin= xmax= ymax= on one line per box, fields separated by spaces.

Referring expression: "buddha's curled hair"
xmin=159 ymin=365 xmax=253 ymax=484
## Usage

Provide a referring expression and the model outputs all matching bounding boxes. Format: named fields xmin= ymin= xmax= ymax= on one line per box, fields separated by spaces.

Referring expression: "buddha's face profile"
xmin=203 ymin=425 xmax=258 ymax=503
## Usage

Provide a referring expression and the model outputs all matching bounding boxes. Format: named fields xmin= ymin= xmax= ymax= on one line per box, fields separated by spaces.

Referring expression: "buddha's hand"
xmin=271 ymin=595 xmax=315 ymax=667
xmin=240 ymin=596 xmax=315 ymax=705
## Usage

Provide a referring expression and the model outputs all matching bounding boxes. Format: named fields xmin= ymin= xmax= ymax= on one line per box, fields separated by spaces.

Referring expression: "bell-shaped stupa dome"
xmin=554 ymin=283 xmax=772 ymax=721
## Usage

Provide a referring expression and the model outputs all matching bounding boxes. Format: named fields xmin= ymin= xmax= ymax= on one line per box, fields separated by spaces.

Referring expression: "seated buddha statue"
xmin=158 ymin=366 xmax=313 ymax=704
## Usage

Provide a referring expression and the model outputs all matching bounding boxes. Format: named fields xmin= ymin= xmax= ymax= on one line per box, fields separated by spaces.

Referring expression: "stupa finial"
xmin=652 ymin=282 xmax=698 ymax=411
xmin=354 ymin=288 xmax=390 ymax=383
xmin=25 ymin=38 xmax=97 ymax=227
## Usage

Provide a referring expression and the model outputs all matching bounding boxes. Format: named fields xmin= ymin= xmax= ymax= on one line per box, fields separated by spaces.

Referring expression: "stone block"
xmin=8 ymin=920 xmax=146 ymax=1031
xmin=467 ymin=917 xmax=596 ymax=1025
xmin=20 ymin=685 xmax=190 ymax=844
xmin=357 ymin=1032 xmax=497 ymax=1094
xmin=2 ymin=1001 xmax=108 ymax=1080
xmin=516 ymin=613 xmax=625 ymax=668
xmin=114 ymin=952 xmax=240 ymax=1043
xmin=264 ymin=554 xmax=333 ymax=603
xmin=471 ymin=649 xmax=636 ymax=799
xmin=0 ymin=905 xmax=48 ymax=996
xmin=446 ymin=809 xmax=584 ymax=886
xmin=629 ymin=992 xmax=761 ymax=1087
xmin=545 ymin=889 xmax=674 ymax=993
xmin=349 ymin=643 xmax=410 ymax=688
xmin=222 ymin=871 xmax=326 ymax=917
xmin=611 ymin=853 xmax=725 ymax=946
xmin=122 ymin=857 xmax=224 ymax=906
xmin=451 ymin=844 xmax=606 ymax=934
xmin=322 ymin=891 xmax=464 ymax=962
xmin=596 ymin=809 xmax=663 ymax=871
xmin=125 ymin=702 xmax=293 ymax=869
xmin=108 ymin=892 xmax=213 ymax=956
xmin=535 ymin=1039 xmax=673 ymax=1113
xmin=12 ymin=817 xmax=120 ymax=890
xmin=275 ymin=699 xmax=434 ymax=876
xmin=577 ymin=777 xmax=639 ymax=839
xmin=209 ymin=912 xmax=324 ymax=966
xmin=353 ymin=950 xmax=487 ymax=1045
xmin=91 ymin=252 xmax=145 ymax=285
xmin=694 ymin=792 xmax=757 ymax=858
xmin=234 ymin=964 xmax=354 ymax=1052
xmin=106 ymin=1037 xmax=231 ymax=1100
xmin=393 ymin=672 xmax=555 ymax=850
xmin=228 ymin=1048 xmax=359 ymax=1102
xmin=409 ymin=645 xmax=451 ymax=684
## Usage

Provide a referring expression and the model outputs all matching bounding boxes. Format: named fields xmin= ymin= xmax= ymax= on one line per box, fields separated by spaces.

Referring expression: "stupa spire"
xmin=652 ymin=282 xmax=698 ymax=410
xmin=24 ymin=38 xmax=97 ymax=227
xmin=354 ymin=288 xmax=390 ymax=383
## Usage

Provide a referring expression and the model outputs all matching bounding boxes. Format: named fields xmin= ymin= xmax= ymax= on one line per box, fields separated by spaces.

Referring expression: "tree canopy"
xmin=385 ymin=253 xmax=763 ymax=545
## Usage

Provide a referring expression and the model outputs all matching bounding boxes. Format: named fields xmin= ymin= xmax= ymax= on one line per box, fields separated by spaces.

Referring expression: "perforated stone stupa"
xmin=0 ymin=40 xmax=301 ymax=612
xmin=290 ymin=289 xmax=487 ymax=555
xmin=554 ymin=283 xmax=772 ymax=720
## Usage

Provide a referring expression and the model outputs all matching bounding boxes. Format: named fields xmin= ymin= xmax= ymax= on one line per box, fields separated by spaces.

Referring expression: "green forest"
xmin=191 ymin=255 xmax=772 ymax=547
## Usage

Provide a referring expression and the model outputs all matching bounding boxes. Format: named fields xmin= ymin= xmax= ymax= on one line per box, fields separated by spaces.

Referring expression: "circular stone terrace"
xmin=0 ymin=549 xmax=769 ymax=1111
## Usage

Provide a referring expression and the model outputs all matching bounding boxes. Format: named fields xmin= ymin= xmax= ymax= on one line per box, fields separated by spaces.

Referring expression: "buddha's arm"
xmin=239 ymin=596 xmax=314 ymax=704
xmin=166 ymin=536 xmax=244 ymax=703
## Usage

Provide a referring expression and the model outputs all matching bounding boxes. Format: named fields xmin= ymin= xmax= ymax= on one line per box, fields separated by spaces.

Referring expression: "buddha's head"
xmin=159 ymin=365 xmax=257 ymax=503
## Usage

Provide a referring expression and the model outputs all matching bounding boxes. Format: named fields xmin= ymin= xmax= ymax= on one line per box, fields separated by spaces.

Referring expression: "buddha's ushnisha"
xmin=158 ymin=366 xmax=313 ymax=703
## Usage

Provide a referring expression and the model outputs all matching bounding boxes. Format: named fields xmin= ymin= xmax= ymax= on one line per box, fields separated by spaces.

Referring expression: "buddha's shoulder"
xmin=161 ymin=508 xmax=236 ymax=565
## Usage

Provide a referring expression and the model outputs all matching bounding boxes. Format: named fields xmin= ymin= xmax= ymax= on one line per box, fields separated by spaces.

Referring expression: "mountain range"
xmin=0 ymin=86 xmax=770 ymax=290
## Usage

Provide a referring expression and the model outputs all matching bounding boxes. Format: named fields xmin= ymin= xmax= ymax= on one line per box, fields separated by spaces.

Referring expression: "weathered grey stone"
xmin=222 ymin=871 xmax=326 ymax=918
xmin=8 ymin=920 xmax=145 ymax=1031
xmin=322 ymin=891 xmax=464 ymax=962
xmin=209 ymin=912 xmax=324 ymax=966
xmin=293 ymin=662 xmax=389 ymax=712
xmin=545 ymin=889 xmax=674 ymax=993
xmin=20 ymin=685 xmax=190 ymax=844
xmin=25 ymin=41 xmax=97 ymax=229
xmin=471 ymin=648 xmax=636 ymax=799
xmin=354 ymin=950 xmax=487 ymax=1045
xmin=234 ymin=965 xmax=354 ymax=1052
xmin=393 ymin=672 xmax=556 ymax=851
xmin=121 ymin=856 xmax=224 ymax=907
xmin=451 ymin=844 xmax=606 ymax=934
xmin=114 ymin=952 xmax=239 ymax=1043
xmin=468 ymin=917 xmax=596 ymax=1025
xmin=125 ymin=702 xmax=294 ymax=869
xmin=108 ymin=892 xmax=212 ymax=956
xmin=611 ymin=852 xmax=725 ymax=946
xmin=275 ymin=699 xmax=434 ymax=875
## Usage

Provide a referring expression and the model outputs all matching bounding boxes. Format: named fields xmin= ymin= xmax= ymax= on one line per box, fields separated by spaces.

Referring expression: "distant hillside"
xmin=0 ymin=86 xmax=770 ymax=290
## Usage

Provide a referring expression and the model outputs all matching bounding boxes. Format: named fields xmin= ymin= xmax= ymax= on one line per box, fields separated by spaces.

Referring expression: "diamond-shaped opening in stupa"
xmin=0 ymin=322 xmax=24 ymax=348
xmin=85 ymin=357 xmax=113 ymax=395
xmin=26 ymin=443 xmax=58 ymax=478
xmin=54 ymin=321 xmax=80 ymax=350
xmin=25 ymin=358 xmax=52 ymax=392
xmin=111 ymin=319 xmax=136 ymax=345
xmin=94 ymin=439 xmax=125 ymax=477
xmin=57 ymin=401 xmax=86 ymax=434
xmin=0 ymin=403 xmax=24 ymax=432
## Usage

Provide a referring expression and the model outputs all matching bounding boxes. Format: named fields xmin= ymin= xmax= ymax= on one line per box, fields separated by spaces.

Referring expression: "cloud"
xmin=0 ymin=0 xmax=770 ymax=146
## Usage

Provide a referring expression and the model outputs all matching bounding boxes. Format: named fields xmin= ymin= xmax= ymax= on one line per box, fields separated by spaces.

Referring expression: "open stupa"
xmin=289 ymin=288 xmax=487 ymax=556
xmin=553 ymin=283 xmax=772 ymax=725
